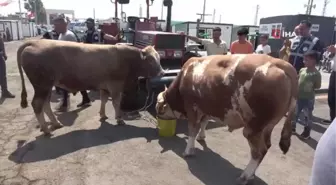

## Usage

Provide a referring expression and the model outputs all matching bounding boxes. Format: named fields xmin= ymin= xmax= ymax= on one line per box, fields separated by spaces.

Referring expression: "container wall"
xmin=259 ymin=15 xmax=299 ymax=56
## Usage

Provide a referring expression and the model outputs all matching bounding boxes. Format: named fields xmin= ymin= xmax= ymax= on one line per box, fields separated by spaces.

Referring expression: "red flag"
xmin=0 ymin=0 xmax=14 ymax=7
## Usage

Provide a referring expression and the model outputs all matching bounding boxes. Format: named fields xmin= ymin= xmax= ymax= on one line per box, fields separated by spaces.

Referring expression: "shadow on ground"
xmin=158 ymin=136 xmax=268 ymax=185
xmin=55 ymin=106 xmax=90 ymax=126
xmin=9 ymin=120 xmax=267 ymax=185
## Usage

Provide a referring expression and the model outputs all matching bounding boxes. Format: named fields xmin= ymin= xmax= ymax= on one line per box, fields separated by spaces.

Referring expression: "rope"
xmin=121 ymin=79 xmax=158 ymax=127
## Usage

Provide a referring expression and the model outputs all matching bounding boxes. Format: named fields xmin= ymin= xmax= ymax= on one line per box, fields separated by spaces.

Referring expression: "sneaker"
xmin=1 ymin=91 xmax=15 ymax=98
xmin=300 ymin=127 xmax=311 ymax=139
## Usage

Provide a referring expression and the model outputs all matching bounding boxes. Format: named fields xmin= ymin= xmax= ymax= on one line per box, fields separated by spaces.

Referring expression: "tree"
xmin=23 ymin=0 xmax=47 ymax=24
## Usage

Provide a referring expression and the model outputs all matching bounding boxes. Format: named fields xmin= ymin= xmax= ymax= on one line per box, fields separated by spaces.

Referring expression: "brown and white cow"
xmin=17 ymin=39 xmax=164 ymax=135
xmin=155 ymin=54 xmax=298 ymax=184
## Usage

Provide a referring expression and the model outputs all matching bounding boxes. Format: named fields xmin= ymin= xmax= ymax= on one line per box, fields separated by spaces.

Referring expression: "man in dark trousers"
xmin=324 ymin=44 xmax=336 ymax=123
xmin=53 ymin=14 xmax=92 ymax=110
xmin=0 ymin=34 xmax=15 ymax=98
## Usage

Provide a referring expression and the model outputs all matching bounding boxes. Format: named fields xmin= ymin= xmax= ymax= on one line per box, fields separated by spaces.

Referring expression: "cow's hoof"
xmin=100 ymin=116 xmax=108 ymax=122
xmin=117 ymin=120 xmax=126 ymax=126
xmin=196 ymin=135 xmax=206 ymax=141
xmin=50 ymin=122 xmax=63 ymax=130
xmin=183 ymin=148 xmax=196 ymax=157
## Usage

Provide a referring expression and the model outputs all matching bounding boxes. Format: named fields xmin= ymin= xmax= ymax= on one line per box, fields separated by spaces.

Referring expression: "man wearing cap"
xmin=53 ymin=14 xmax=91 ymax=111
xmin=82 ymin=18 xmax=118 ymax=44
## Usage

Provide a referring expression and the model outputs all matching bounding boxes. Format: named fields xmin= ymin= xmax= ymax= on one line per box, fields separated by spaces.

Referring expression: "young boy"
xmin=292 ymin=50 xmax=322 ymax=139
xmin=255 ymin=34 xmax=271 ymax=55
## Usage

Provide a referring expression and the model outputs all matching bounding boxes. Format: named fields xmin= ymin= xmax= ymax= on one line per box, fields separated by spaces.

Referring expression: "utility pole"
xmin=202 ymin=0 xmax=206 ymax=22
xmin=219 ymin=14 xmax=221 ymax=23
xmin=34 ymin=0 xmax=38 ymax=24
xmin=196 ymin=0 xmax=211 ymax=22
xmin=254 ymin=5 xmax=259 ymax=25
xmin=18 ymin=0 xmax=23 ymax=39
xmin=212 ymin=9 xmax=216 ymax=23
xmin=322 ymin=0 xmax=329 ymax=16
xmin=304 ymin=0 xmax=316 ymax=15
xmin=161 ymin=0 xmax=164 ymax=20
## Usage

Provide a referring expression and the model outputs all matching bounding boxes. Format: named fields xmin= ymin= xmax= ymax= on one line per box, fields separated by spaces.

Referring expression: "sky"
xmin=1 ymin=0 xmax=335 ymax=25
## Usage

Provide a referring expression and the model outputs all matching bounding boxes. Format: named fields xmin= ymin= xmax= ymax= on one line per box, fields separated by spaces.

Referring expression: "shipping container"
xmin=172 ymin=21 xmax=233 ymax=46
xmin=259 ymin=14 xmax=336 ymax=57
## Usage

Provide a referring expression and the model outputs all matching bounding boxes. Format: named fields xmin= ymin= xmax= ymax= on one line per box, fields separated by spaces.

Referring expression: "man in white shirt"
xmin=255 ymin=34 xmax=271 ymax=55
xmin=53 ymin=14 xmax=91 ymax=111
xmin=325 ymin=44 xmax=336 ymax=123
xmin=183 ymin=27 xmax=228 ymax=56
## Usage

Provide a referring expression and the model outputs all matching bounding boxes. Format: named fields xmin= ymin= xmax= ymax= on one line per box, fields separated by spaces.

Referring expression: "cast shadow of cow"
xmin=158 ymin=136 xmax=267 ymax=185
xmin=9 ymin=121 xmax=267 ymax=185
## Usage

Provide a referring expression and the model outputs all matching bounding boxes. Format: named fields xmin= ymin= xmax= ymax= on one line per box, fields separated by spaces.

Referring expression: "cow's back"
xmin=19 ymin=39 xmax=140 ymax=91
xmin=179 ymin=54 xmax=295 ymax=128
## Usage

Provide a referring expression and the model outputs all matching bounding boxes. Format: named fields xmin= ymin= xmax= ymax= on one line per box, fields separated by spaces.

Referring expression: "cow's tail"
xmin=276 ymin=60 xmax=298 ymax=154
xmin=17 ymin=41 xmax=32 ymax=108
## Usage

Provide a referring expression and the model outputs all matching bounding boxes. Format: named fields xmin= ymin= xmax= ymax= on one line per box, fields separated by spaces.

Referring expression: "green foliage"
xmin=23 ymin=0 xmax=46 ymax=24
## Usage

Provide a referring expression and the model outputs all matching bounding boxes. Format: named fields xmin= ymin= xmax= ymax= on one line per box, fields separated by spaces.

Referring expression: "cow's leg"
xmin=31 ymin=89 xmax=51 ymax=135
xmin=183 ymin=107 xmax=200 ymax=157
xmin=237 ymin=126 xmax=268 ymax=185
xmin=196 ymin=119 xmax=208 ymax=141
xmin=99 ymin=89 xmax=109 ymax=121
xmin=44 ymin=91 xmax=63 ymax=130
xmin=107 ymin=82 xmax=124 ymax=125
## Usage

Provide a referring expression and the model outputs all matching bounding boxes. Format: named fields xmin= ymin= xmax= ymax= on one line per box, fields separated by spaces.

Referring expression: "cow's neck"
xmin=164 ymin=73 xmax=186 ymax=115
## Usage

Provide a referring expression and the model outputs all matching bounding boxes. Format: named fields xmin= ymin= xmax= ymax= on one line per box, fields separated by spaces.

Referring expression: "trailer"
xmin=259 ymin=14 xmax=336 ymax=57
xmin=172 ymin=21 xmax=233 ymax=45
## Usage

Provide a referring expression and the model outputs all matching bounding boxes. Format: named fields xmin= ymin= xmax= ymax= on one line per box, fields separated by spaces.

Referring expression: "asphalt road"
xmin=0 ymin=40 xmax=331 ymax=185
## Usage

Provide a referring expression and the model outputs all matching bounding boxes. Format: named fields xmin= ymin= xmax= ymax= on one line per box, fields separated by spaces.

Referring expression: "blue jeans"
xmin=292 ymin=99 xmax=315 ymax=129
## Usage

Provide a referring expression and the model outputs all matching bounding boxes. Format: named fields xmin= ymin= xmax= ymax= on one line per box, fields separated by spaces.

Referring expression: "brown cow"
xmin=155 ymin=54 xmax=298 ymax=185
xmin=17 ymin=39 xmax=164 ymax=135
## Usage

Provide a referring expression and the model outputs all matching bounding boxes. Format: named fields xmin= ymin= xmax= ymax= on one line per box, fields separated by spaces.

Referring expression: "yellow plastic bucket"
xmin=157 ymin=117 xmax=177 ymax=137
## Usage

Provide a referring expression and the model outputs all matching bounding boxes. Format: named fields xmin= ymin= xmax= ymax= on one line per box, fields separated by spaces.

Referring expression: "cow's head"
xmin=155 ymin=86 xmax=183 ymax=120
xmin=139 ymin=46 xmax=164 ymax=78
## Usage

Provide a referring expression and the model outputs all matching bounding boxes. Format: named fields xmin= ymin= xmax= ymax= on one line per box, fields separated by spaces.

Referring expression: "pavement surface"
xmin=0 ymin=40 xmax=332 ymax=185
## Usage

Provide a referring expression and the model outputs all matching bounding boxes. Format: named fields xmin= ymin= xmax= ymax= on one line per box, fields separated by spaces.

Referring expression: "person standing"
xmin=230 ymin=27 xmax=254 ymax=54
xmin=0 ymin=34 xmax=15 ymax=98
xmin=292 ymin=51 xmax=321 ymax=139
xmin=182 ymin=27 xmax=228 ymax=55
xmin=42 ymin=28 xmax=62 ymax=94
xmin=255 ymin=34 xmax=271 ymax=55
xmin=323 ymin=44 xmax=336 ymax=123
xmin=53 ymin=14 xmax=91 ymax=111
xmin=82 ymin=18 xmax=118 ymax=44
xmin=285 ymin=20 xmax=324 ymax=73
